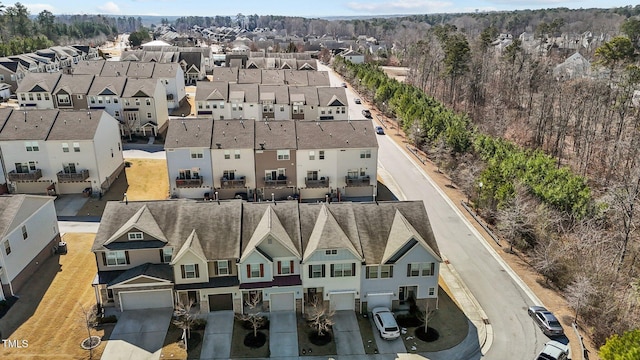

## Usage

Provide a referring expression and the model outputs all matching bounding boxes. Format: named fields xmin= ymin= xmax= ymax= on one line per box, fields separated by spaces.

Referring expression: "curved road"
xmin=318 ymin=63 xmax=554 ymax=358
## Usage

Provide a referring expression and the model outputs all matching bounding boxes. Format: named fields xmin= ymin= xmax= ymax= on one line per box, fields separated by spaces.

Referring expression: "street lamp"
xmin=476 ymin=182 xmax=483 ymax=211
xmin=415 ymin=127 xmax=420 ymax=151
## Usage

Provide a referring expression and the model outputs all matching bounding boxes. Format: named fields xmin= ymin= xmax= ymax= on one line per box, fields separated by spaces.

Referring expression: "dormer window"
xmin=128 ymin=232 xmax=143 ymax=240
xmin=162 ymin=247 xmax=173 ymax=263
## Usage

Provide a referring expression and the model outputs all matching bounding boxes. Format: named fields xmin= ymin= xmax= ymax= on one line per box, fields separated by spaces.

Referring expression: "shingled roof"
xmin=295 ymin=120 xmax=378 ymax=149
xmin=165 ymin=118 xmax=213 ymax=149
xmin=254 ymin=120 xmax=296 ymax=150
xmin=47 ymin=110 xmax=107 ymax=141
xmin=0 ymin=109 xmax=58 ymax=141
xmin=212 ymin=119 xmax=255 ymax=149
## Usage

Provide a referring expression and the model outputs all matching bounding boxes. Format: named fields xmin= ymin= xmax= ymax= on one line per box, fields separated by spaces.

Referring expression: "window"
xmin=217 ymin=260 xmax=229 ymax=275
xmin=77 ymin=95 xmax=83 ymax=99
xmin=62 ymin=143 xmax=69 ymax=152
xmin=198 ymin=103 xmax=203 ymax=109
xmin=307 ymin=171 xmax=318 ymax=181
xmin=37 ymin=93 xmax=42 ymax=101
xmin=360 ymin=149 xmax=371 ymax=159
xmin=113 ymin=98 xmax=118 ymax=103
xmin=29 ymin=93 xmax=34 ymax=101
xmin=380 ymin=265 xmax=393 ymax=278
xmin=135 ymin=99 xmax=140 ymax=106
xmin=224 ymin=150 xmax=230 ymax=159
xmin=190 ymin=150 xmax=203 ymax=159
xmin=309 ymin=264 xmax=325 ymax=278
xmin=146 ymin=99 xmax=151 ymax=106
xmin=114 ymin=111 xmax=120 ymax=117
xmin=20 ymin=94 xmax=26 ymax=101
xmin=248 ymin=263 xmax=262 ymax=278
xmin=146 ymin=112 xmax=152 ymax=119
xmin=128 ymin=232 xmax=143 ymax=240
xmin=73 ymin=142 xmax=80 ymax=152
xmin=98 ymin=96 xmax=103 ymax=104
xmin=366 ymin=265 xmax=394 ymax=279
xmin=234 ymin=150 xmax=240 ymax=159
xmin=366 ymin=266 xmax=378 ymax=279
xmin=319 ymin=151 xmax=325 ymax=160
xmin=421 ymin=262 xmax=435 ymax=276
xmin=57 ymin=94 xmax=70 ymax=104
xmin=223 ymin=170 xmax=235 ymax=180
xmin=428 ymin=287 xmax=435 ymax=296
xmin=331 ymin=263 xmax=355 ymax=277
xmin=278 ymin=260 xmax=292 ymax=275
xmin=90 ymin=97 xmax=96 ymax=104
xmin=277 ymin=150 xmax=290 ymax=160
xmin=325 ymin=249 xmax=337 ymax=255
xmin=182 ymin=264 xmax=199 ymax=278
xmin=21 ymin=225 xmax=28 ymax=240
xmin=106 ymin=97 xmax=111 ymax=103
xmin=309 ymin=151 xmax=315 ymax=160
xmin=162 ymin=247 xmax=173 ymax=263
xmin=25 ymin=141 xmax=39 ymax=151
xmin=105 ymin=251 xmax=127 ymax=266
xmin=4 ymin=241 xmax=11 ymax=255
xmin=408 ymin=263 xmax=420 ymax=277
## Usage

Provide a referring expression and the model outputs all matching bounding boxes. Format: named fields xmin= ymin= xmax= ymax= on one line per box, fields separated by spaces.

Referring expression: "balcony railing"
xmin=345 ymin=176 xmax=371 ymax=187
xmin=264 ymin=177 xmax=287 ymax=187
xmin=57 ymin=169 xmax=89 ymax=182
xmin=176 ymin=177 xmax=203 ymax=188
xmin=8 ymin=169 xmax=42 ymax=182
xmin=220 ymin=177 xmax=246 ymax=189
xmin=305 ymin=176 xmax=329 ymax=188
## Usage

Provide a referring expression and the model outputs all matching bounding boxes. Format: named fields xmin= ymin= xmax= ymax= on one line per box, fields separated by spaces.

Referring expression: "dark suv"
xmin=362 ymin=109 xmax=372 ymax=118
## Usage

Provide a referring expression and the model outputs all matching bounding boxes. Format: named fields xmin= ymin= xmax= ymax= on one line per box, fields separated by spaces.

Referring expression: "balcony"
xmin=220 ymin=176 xmax=246 ymax=189
xmin=305 ymin=176 xmax=329 ymax=188
xmin=345 ymin=176 xmax=371 ymax=187
xmin=8 ymin=169 xmax=42 ymax=182
xmin=264 ymin=176 xmax=287 ymax=187
xmin=176 ymin=177 xmax=203 ymax=188
xmin=57 ymin=169 xmax=89 ymax=182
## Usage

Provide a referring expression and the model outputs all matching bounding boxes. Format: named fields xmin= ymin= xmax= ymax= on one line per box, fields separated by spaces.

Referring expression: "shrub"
xmin=192 ymin=318 xmax=207 ymax=330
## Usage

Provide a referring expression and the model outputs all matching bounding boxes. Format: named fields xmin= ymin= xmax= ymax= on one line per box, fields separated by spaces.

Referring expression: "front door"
xmin=188 ymin=291 xmax=198 ymax=305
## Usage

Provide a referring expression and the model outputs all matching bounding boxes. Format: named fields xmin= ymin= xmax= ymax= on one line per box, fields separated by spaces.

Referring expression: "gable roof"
xmin=318 ymin=87 xmax=347 ymax=107
xmin=0 ymin=195 xmax=53 ymax=238
xmin=381 ymin=209 xmax=439 ymax=264
xmin=195 ymin=81 xmax=228 ymax=101
xmin=100 ymin=61 xmax=130 ymax=77
xmin=16 ymin=72 xmax=61 ymax=93
xmin=237 ymin=68 xmax=262 ymax=84
xmin=240 ymin=202 xmax=301 ymax=260
xmin=289 ymin=86 xmax=319 ymax=105
xmin=47 ymin=110 xmax=106 ymax=141
xmin=126 ymin=62 xmax=155 ymax=78
xmin=71 ymin=60 xmax=106 ymax=75
xmin=301 ymin=204 xmax=362 ymax=261
xmin=53 ymin=74 xmax=95 ymax=95
xmin=103 ymin=204 xmax=168 ymax=246
xmin=172 ymin=229 xmax=207 ymax=264
xmin=108 ymin=263 xmax=173 ymax=286
xmin=295 ymin=120 xmax=378 ymax=149
xmin=261 ymin=69 xmax=285 ymax=85
xmin=254 ymin=120 xmax=296 ymax=150
xmin=211 ymin=67 xmax=238 ymax=82
xmin=165 ymin=118 xmax=213 ymax=149
xmin=0 ymin=109 xmax=58 ymax=141
xmin=122 ymin=78 xmax=159 ymax=97
xmin=88 ymin=76 xmax=127 ymax=96
xmin=259 ymin=85 xmax=289 ymax=104
xmin=212 ymin=118 xmax=255 ymax=149
xmin=307 ymin=71 xmax=330 ymax=86
xmin=229 ymin=83 xmax=258 ymax=102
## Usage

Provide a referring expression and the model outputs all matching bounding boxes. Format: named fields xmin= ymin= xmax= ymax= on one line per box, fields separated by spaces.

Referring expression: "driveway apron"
xmin=101 ymin=308 xmax=172 ymax=360
xmin=269 ymin=311 xmax=299 ymax=358
xmin=332 ymin=310 xmax=366 ymax=355
xmin=371 ymin=317 xmax=407 ymax=354
xmin=199 ymin=311 xmax=234 ymax=359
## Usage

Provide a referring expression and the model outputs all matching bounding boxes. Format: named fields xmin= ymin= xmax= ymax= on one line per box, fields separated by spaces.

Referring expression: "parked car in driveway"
xmin=375 ymin=126 xmax=385 ymax=135
xmin=535 ymin=340 xmax=569 ymax=360
xmin=362 ymin=109 xmax=372 ymax=118
xmin=372 ymin=307 xmax=400 ymax=340
xmin=528 ymin=306 xmax=564 ymax=336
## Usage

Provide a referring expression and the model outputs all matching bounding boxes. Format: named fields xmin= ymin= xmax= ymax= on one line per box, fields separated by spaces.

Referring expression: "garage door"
xmin=209 ymin=294 xmax=233 ymax=311
xmin=330 ymin=293 xmax=355 ymax=311
xmin=120 ymin=290 xmax=173 ymax=310
xmin=270 ymin=293 xmax=295 ymax=312
xmin=366 ymin=293 xmax=392 ymax=310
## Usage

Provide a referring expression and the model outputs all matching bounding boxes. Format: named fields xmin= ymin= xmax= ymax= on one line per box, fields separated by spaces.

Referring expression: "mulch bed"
xmin=243 ymin=331 xmax=266 ymax=348
xmin=309 ymin=331 xmax=332 ymax=346
xmin=415 ymin=326 xmax=440 ymax=342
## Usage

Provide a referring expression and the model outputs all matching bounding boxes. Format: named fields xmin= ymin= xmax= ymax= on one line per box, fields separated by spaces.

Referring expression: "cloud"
xmin=25 ymin=3 xmax=56 ymax=14
xmin=98 ymin=1 xmax=121 ymax=14
xmin=347 ymin=0 xmax=453 ymax=14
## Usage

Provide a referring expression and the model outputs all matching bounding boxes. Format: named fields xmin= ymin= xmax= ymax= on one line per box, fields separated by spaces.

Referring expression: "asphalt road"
xmin=319 ymin=62 xmax=553 ymax=358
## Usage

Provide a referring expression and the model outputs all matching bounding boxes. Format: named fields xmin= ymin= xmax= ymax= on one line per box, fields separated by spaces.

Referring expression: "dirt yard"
xmin=0 ymin=233 xmax=112 ymax=359
xmin=78 ymin=159 xmax=169 ymax=217
xmin=368 ymin=93 xmax=599 ymax=358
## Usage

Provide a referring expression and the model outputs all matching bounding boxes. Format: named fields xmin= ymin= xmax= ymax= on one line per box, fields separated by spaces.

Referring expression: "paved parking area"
xmin=370 ymin=318 xmax=407 ymax=355
xmin=101 ymin=308 xmax=172 ymax=360
xmin=269 ymin=311 xmax=299 ymax=357
xmin=54 ymin=194 xmax=89 ymax=216
xmin=200 ymin=311 xmax=234 ymax=360
xmin=333 ymin=311 xmax=366 ymax=355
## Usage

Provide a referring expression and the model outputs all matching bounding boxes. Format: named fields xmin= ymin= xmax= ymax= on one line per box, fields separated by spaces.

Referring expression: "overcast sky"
xmin=21 ymin=0 xmax=638 ymax=17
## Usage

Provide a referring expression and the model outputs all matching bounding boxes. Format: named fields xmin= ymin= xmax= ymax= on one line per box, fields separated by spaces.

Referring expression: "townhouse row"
xmin=91 ymin=199 xmax=442 ymax=315
xmin=0 ymin=109 xmax=124 ymax=195
xmin=0 ymin=45 xmax=100 ymax=92
xmin=165 ymin=118 xmax=378 ymax=201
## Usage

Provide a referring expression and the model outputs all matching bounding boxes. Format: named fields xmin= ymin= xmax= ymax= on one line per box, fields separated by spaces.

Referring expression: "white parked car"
xmin=535 ymin=340 xmax=569 ymax=360
xmin=372 ymin=307 xmax=400 ymax=340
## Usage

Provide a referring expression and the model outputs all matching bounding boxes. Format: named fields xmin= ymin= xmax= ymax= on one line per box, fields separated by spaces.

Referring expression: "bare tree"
xmin=236 ymin=293 xmax=265 ymax=338
xmin=496 ymin=182 xmax=536 ymax=252
xmin=417 ymin=302 xmax=437 ymax=332
xmin=565 ymin=275 xmax=595 ymax=323
xmin=79 ymin=303 xmax=98 ymax=359
xmin=306 ymin=295 xmax=335 ymax=337
xmin=173 ymin=300 xmax=196 ymax=351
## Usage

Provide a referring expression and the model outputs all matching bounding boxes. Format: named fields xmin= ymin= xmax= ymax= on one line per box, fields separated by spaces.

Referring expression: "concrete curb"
xmin=439 ymin=256 xmax=493 ymax=356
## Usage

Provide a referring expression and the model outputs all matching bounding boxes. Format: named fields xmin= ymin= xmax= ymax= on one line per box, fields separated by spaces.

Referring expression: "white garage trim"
xmin=270 ymin=292 xmax=295 ymax=312
xmin=119 ymin=288 xmax=174 ymax=311
xmin=366 ymin=292 xmax=393 ymax=310
xmin=329 ymin=291 xmax=355 ymax=311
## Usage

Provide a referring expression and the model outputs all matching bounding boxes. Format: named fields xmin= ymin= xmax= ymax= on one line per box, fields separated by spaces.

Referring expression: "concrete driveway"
xmin=332 ymin=310 xmax=365 ymax=355
xmin=269 ymin=311 xmax=299 ymax=357
xmin=101 ymin=308 xmax=172 ymax=360
xmin=200 ymin=311 xmax=234 ymax=360
xmin=54 ymin=194 xmax=89 ymax=216
xmin=371 ymin=317 xmax=407 ymax=355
